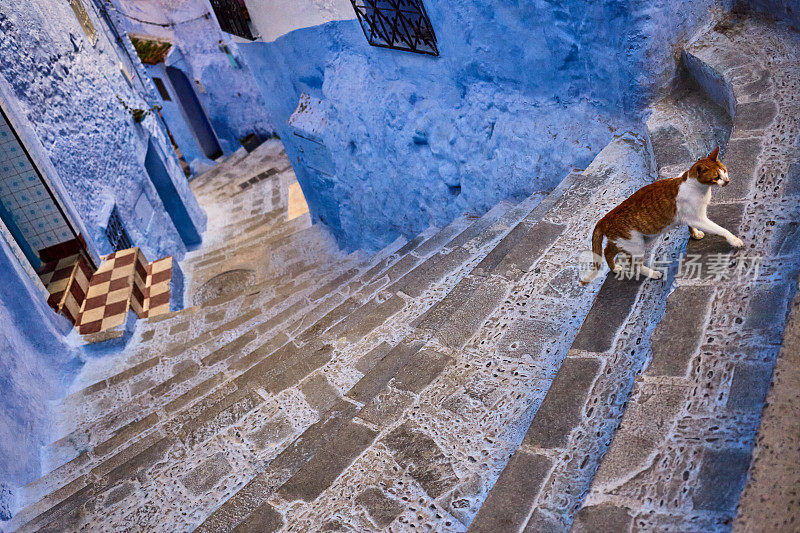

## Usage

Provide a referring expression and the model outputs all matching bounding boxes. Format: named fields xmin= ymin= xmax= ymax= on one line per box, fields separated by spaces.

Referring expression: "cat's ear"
xmin=708 ymin=147 xmax=720 ymax=161
xmin=688 ymin=164 xmax=700 ymax=179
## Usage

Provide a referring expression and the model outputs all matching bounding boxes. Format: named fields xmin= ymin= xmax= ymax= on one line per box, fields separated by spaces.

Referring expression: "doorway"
xmin=0 ymin=102 xmax=94 ymax=323
xmin=165 ymin=66 xmax=223 ymax=160
xmin=145 ymin=138 xmax=202 ymax=247
xmin=0 ymin=105 xmax=87 ymax=269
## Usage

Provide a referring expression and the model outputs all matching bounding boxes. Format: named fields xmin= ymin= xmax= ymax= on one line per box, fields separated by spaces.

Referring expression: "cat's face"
xmin=689 ymin=147 xmax=729 ymax=187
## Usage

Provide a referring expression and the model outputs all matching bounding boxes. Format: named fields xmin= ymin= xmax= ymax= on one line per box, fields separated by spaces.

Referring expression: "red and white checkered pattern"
xmin=77 ymin=248 xmax=139 ymax=335
xmin=145 ymin=256 xmax=172 ymax=318
xmin=76 ymin=248 xmax=174 ymax=335
xmin=39 ymin=252 xmax=94 ymax=325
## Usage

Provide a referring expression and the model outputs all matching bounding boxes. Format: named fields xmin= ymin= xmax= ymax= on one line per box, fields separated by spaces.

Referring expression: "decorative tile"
xmin=76 ymin=248 xmax=174 ymax=334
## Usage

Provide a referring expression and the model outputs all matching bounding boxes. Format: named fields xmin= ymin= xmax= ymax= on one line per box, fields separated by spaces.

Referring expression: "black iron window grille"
xmin=350 ymin=0 xmax=438 ymax=56
xmin=209 ymin=0 xmax=257 ymax=41
xmin=106 ymin=206 xmax=133 ymax=252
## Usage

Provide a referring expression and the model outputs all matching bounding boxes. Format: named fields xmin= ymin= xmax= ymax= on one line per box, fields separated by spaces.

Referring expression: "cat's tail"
xmin=580 ymin=222 xmax=604 ymax=285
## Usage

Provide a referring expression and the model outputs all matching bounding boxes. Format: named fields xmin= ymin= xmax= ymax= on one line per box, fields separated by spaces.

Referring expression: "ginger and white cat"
xmin=580 ymin=147 xmax=743 ymax=284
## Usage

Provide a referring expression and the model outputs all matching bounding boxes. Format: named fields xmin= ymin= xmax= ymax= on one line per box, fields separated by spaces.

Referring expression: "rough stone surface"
xmin=733 ymin=283 xmax=800 ymax=532
xmin=523 ymin=357 xmax=602 ymax=449
xmin=354 ymin=488 xmax=405 ymax=529
xmin=693 ymin=447 xmax=752 ymax=511
xmin=277 ymin=421 xmax=377 ymax=502
xmin=646 ymin=286 xmax=715 ymax=376
xmin=581 ymin=15 xmax=800 ymax=532
xmin=467 ymin=451 xmax=552 ymax=533
xmin=571 ymin=276 xmax=645 ymax=353
xmin=572 ymin=503 xmax=633 ymax=533
xmin=181 ymin=453 xmax=232 ymax=496
xmin=391 ymin=348 xmax=452 ymax=395
xmin=383 ymin=422 xmax=459 ymax=499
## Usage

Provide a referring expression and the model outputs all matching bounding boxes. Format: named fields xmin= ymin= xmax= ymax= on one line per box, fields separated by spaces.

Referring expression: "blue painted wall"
xmin=240 ymin=0 xmax=726 ymax=250
xmin=0 ymin=0 xmax=207 ymax=513
xmin=111 ymin=0 xmax=275 ymax=166
xmin=0 ymin=237 xmax=78 ymax=520
xmin=0 ymin=2 xmax=205 ymax=264
xmin=736 ymin=0 xmax=800 ymax=29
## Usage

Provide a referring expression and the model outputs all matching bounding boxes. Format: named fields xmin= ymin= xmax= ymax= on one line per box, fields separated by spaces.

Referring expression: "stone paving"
xmin=184 ymin=139 xmax=345 ymax=306
xmin=5 ymin=12 xmax=800 ymax=533
xmin=579 ymin=13 xmax=800 ymax=532
xmin=469 ymin=12 xmax=799 ymax=533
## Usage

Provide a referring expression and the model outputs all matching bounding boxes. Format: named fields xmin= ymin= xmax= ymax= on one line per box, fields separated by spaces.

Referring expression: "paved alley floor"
xmin=183 ymin=140 xmax=344 ymax=306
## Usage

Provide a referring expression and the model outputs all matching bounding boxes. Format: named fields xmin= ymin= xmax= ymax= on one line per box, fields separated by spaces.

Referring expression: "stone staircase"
xmin=4 ymin=12 xmax=798 ymax=533
xmin=469 ymin=12 xmax=800 ymax=533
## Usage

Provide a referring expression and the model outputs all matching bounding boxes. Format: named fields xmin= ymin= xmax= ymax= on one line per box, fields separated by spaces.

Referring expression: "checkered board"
xmin=38 ymin=252 xmax=93 ymax=325
xmin=146 ymin=256 xmax=173 ymax=318
xmin=76 ymin=248 xmax=173 ymax=335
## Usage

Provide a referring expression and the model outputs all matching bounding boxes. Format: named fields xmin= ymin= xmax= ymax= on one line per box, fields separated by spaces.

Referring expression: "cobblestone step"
xmin=29 ymin=192 xmax=552 ymax=532
xmin=466 ymin=30 xmax=751 ymax=531
xmin=733 ymin=274 xmax=800 ymax=532
xmin=577 ymin=15 xmax=800 ymax=532
xmin=194 ymin=193 xmax=568 ymax=531
xmin=36 ymin=236 xmax=410 ymax=476
xmin=191 ymin=131 xmax=665 ymax=532
xmin=51 ymin=250 xmax=366 ymax=432
xmin=265 ymin=135 xmax=654 ymax=532
xmin=7 ymin=198 xmax=525 ymax=531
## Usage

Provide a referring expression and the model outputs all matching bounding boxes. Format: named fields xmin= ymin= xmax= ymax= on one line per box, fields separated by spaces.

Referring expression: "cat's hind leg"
xmin=603 ymin=241 xmax=620 ymax=271
xmin=689 ymin=226 xmax=705 ymax=240
xmin=618 ymin=232 xmax=662 ymax=279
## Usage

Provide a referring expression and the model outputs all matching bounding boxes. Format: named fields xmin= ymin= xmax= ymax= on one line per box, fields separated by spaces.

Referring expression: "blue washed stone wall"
xmin=0 ymin=236 xmax=79 ymax=517
xmin=0 ymin=0 xmax=207 ymax=511
xmin=736 ymin=0 xmax=800 ymax=28
xmin=239 ymin=0 xmax=726 ymax=250
xmin=0 ymin=2 xmax=205 ymax=262
xmin=110 ymin=0 xmax=275 ymax=165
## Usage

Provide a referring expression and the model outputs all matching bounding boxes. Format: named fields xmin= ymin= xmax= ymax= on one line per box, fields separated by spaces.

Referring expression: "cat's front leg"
xmin=688 ymin=217 xmax=744 ymax=247
xmin=688 ymin=226 xmax=705 ymax=240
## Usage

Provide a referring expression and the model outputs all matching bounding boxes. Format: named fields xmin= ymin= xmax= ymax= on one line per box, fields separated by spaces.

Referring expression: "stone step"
xmin=191 ymin=210 xmax=306 ymax=261
xmin=733 ymin=274 xmax=800 ymax=532
xmin=270 ymin=136 xmax=656 ymax=532
xmin=9 ymin=203 xmax=519 ymax=529
xmin=15 ymin=191 xmax=553 ymax=531
xmin=52 ymin=249 xmax=364 ymax=427
xmin=465 ymin=65 xmax=737 ymax=533
xmin=181 ymin=194 xmax=573 ymax=531
xmin=206 ymin=131 xmax=663 ymax=531
xmin=187 ymin=216 xmax=319 ymax=278
xmin=40 ymin=237 xmax=406 ymax=466
xmin=577 ymin=16 xmax=800 ymax=531
xmin=41 ymin=253 xmax=372 ymax=471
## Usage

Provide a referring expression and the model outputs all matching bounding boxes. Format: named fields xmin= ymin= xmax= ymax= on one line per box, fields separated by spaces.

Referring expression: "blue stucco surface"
xmin=239 ymin=0 xmax=725 ymax=250
xmin=0 ymin=238 xmax=78 ymax=519
xmin=0 ymin=3 xmax=205 ymax=264
xmin=0 ymin=0 xmax=207 ymax=511
xmin=111 ymin=0 xmax=275 ymax=168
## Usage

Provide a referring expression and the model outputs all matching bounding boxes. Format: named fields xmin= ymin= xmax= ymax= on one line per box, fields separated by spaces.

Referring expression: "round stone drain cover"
xmin=194 ymin=269 xmax=255 ymax=306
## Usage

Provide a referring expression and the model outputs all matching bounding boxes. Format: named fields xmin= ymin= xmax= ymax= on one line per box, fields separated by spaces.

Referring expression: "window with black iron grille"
xmin=209 ymin=0 xmax=256 ymax=41
xmin=106 ymin=206 xmax=133 ymax=252
xmin=350 ymin=0 xmax=438 ymax=56
xmin=152 ymin=77 xmax=171 ymax=101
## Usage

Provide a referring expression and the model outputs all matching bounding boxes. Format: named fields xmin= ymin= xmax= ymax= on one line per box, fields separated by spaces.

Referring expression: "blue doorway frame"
xmin=165 ymin=66 xmax=223 ymax=160
xmin=144 ymin=139 xmax=202 ymax=248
